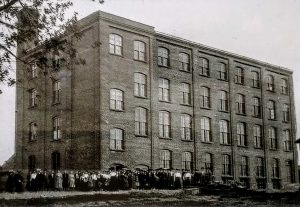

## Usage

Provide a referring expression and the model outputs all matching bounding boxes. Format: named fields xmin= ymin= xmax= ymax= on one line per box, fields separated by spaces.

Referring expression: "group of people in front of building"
xmin=4 ymin=167 xmax=213 ymax=193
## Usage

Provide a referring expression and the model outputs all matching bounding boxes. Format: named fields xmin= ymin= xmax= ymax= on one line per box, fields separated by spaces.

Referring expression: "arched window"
xmin=267 ymin=75 xmax=275 ymax=91
xmin=203 ymin=153 xmax=213 ymax=173
xmin=219 ymin=90 xmax=228 ymax=111
xmin=253 ymin=125 xmax=262 ymax=148
xmin=200 ymin=117 xmax=211 ymax=142
xmin=160 ymin=150 xmax=172 ymax=169
xmin=267 ymin=100 xmax=276 ymax=120
xmin=219 ymin=120 xmax=229 ymax=144
xmin=269 ymin=127 xmax=277 ymax=149
xmin=52 ymin=80 xmax=61 ymax=104
xmin=283 ymin=104 xmax=290 ymax=122
xmin=253 ymin=97 xmax=261 ymax=117
xmin=283 ymin=130 xmax=291 ymax=151
xmin=51 ymin=152 xmax=61 ymax=171
xmin=135 ymin=107 xmax=147 ymax=136
xmin=240 ymin=156 xmax=249 ymax=176
xmin=200 ymin=87 xmax=210 ymax=108
xmin=28 ymin=155 xmax=36 ymax=171
xmin=281 ymin=78 xmax=288 ymax=94
xmin=30 ymin=89 xmax=37 ymax=107
xmin=179 ymin=53 xmax=190 ymax=71
xmin=53 ymin=117 xmax=61 ymax=140
xmin=199 ymin=58 xmax=209 ymax=76
xmin=110 ymin=89 xmax=124 ymax=110
xmin=180 ymin=114 xmax=192 ymax=140
xmin=182 ymin=151 xmax=192 ymax=171
xmin=158 ymin=47 xmax=169 ymax=67
xmin=235 ymin=67 xmax=244 ymax=84
xmin=134 ymin=73 xmax=147 ymax=97
xmin=158 ymin=78 xmax=170 ymax=102
xmin=159 ymin=111 xmax=171 ymax=138
xmin=110 ymin=128 xmax=125 ymax=150
xmin=180 ymin=83 xmax=191 ymax=105
xmin=134 ymin=41 xmax=146 ymax=61
xmin=256 ymin=157 xmax=265 ymax=177
xmin=218 ymin=63 xmax=227 ymax=80
xmin=237 ymin=122 xmax=247 ymax=146
xmin=272 ymin=158 xmax=280 ymax=178
xmin=252 ymin=71 xmax=260 ymax=88
xmin=109 ymin=34 xmax=122 ymax=55
xmin=222 ymin=154 xmax=232 ymax=176
xmin=236 ymin=94 xmax=246 ymax=114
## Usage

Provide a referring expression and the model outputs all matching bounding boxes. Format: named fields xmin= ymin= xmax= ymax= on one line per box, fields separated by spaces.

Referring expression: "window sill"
xmin=282 ymin=121 xmax=290 ymax=123
xmin=179 ymin=69 xmax=191 ymax=74
xmin=217 ymin=78 xmax=228 ymax=82
xmin=133 ymin=59 xmax=147 ymax=63
xmin=200 ymin=107 xmax=211 ymax=110
xmin=219 ymin=110 xmax=229 ymax=113
xmin=28 ymin=105 xmax=38 ymax=109
xmin=180 ymin=103 xmax=192 ymax=107
xmin=199 ymin=74 xmax=210 ymax=78
xmin=252 ymin=86 xmax=260 ymax=89
xmin=268 ymin=118 xmax=277 ymax=121
xmin=239 ymin=176 xmax=250 ymax=179
xmin=235 ymin=82 xmax=244 ymax=86
xmin=159 ymin=100 xmax=171 ymax=104
xmin=29 ymin=76 xmax=38 ymax=81
xmin=181 ymin=139 xmax=193 ymax=142
xmin=28 ymin=139 xmax=37 ymax=143
xmin=51 ymin=139 xmax=63 ymax=142
xmin=110 ymin=109 xmax=124 ymax=112
xmin=110 ymin=149 xmax=125 ymax=152
xmin=52 ymin=102 xmax=61 ymax=106
xmin=281 ymin=92 xmax=288 ymax=96
xmin=271 ymin=178 xmax=281 ymax=180
xmin=201 ymin=141 xmax=213 ymax=144
xmin=135 ymin=134 xmax=148 ymax=138
xmin=134 ymin=96 xmax=147 ymax=100
xmin=109 ymin=53 xmax=123 ymax=57
xmin=221 ymin=175 xmax=233 ymax=178
xmin=254 ymin=146 xmax=263 ymax=150
xmin=237 ymin=145 xmax=248 ymax=148
xmin=236 ymin=113 xmax=247 ymax=116
xmin=266 ymin=89 xmax=276 ymax=93
xmin=269 ymin=148 xmax=279 ymax=151
xmin=158 ymin=65 xmax=170 ymax=69
xmin=159 ymin=137 xmax=172 ymax=140
xmin=220 ymin=143 xmax=232 ymax=146
xmin=256 ymin=177 xmax=266 ymax=179
xmin=283 ymin=150 xmax=293 ymax=152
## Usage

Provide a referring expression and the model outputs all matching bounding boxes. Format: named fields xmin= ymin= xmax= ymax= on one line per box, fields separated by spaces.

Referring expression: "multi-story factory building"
xmin=15 ymin=11 xmax=298 ymax=190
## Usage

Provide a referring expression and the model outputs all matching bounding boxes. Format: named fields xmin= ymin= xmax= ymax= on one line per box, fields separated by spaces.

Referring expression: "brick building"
xmin=15 ymin=11 xmax=298 ymax=190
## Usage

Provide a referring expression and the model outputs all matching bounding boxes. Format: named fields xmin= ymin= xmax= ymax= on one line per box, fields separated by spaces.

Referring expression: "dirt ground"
xmin=0 ymin=189 xmax=299 ymax=206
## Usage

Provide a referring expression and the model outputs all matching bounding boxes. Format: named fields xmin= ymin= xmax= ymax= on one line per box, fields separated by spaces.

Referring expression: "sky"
xmin=1 ymin=0 xmax=300 ymax=165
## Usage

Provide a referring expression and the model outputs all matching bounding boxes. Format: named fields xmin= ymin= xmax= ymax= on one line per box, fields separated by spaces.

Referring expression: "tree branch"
xmin=0 ymin=20 xmax=16 ymax=28
xmin=0 ymin=0 xmax=19 ymax=12
xmin=0 ymin=44 xmax=27 ymax=65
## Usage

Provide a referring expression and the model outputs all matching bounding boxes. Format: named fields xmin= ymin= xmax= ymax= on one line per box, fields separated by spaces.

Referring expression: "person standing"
xmin=6 ymin=170 xmax=15 ymax=193
xmin=55 ymin=170 xmax=63 ymax=191
xmin=62 ymin=170 xmax=69 ymax=191
xmin=68 ymin=171 xmax=75 ymax=190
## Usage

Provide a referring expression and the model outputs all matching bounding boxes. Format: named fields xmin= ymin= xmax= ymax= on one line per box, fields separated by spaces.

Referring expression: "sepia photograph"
xmin=0 ymin=0 xmax=300 ymax=206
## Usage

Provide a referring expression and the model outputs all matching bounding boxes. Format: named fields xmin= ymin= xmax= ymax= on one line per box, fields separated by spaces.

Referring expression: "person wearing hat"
xmin=14 ymin=170 xmax=24 ymax=193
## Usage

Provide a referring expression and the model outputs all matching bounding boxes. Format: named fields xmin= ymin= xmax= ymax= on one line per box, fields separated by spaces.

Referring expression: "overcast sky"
xmin=1 ymin=0 xmax=300 ymax=165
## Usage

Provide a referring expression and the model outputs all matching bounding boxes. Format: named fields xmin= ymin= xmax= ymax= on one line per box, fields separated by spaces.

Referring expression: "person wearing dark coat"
xmin=62 ymin=171 xmax=69 ymax=191
xmin=6 ymin=171 xmax=15 ymax=193
xmin=48 ymin=171 xmax=55 ymax=190
xmin=14 ymin=171 xmax=24 ymax=193
xmin=36 ymin=169 xmax=46 ymax=191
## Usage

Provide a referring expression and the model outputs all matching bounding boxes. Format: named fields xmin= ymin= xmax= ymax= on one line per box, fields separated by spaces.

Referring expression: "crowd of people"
xmin=4 ymin=167 xmax=213 ymax=193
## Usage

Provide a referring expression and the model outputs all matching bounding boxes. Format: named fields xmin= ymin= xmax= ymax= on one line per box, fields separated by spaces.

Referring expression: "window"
xmin=28 ymin=155 xmax=36 ymax=170
xmin=158 ymin=78 xmax=170 ymax=102
xmin=30 ymin=62 xmax=38 ymax=78
xmin=160 ymin=150 xmax=171 ymax=169
xmin=235 ymin=67 xmax=244 ymax=84
xmin=181 ymin=114 xmax=192 ymax=140
xmin=253 ymin=125 xmax=262 ymax=148
xmin=134 ymin=73 xmax=147 ymax=98
xmin=286 ymin=160 xmax=293 ymax=183
xmin=180 ymin=83 xmax=191 ymax=105
xmin=30 ymin=89 xmax=37 ymax=107
xmin=179 ymin=53 xmax=190 ymax=71
xmin=253 ymin=97 xmax=261 ymax=117
xmin=204 ymin=153 xmax=213 ymax=173
xmin=256 ymin=157 xmax=264 ymax=177
xmin=110 ymin=128 xmax=124 ymax=150
xmin=200 ymin=87 xmax=210 ymax=108
xmin=219 ymin=91 xmax=228 ymax=111
xmin=29 ymin=122 xmax=38 ymax=141
xmin=199 ymin=58 xmax=209 ymax=76
xmin=52 ymin=52 xmax=63 ymax=68
xmin=237 ymin=122 xmax=247 ymax=146
xmin=109 ymin=34 xmax=122 ymax=55
xmin=52 ymin=80 xmax=61 ymax=104
xmin=252 ymin=71 xmax=260 ymax=88
xmin=272 ymin=158 xmax=280 ymax=178
xmin=158 ymin=47 xmax=169 ymax=67
xmin=110 ymin=89 xmax=124 ymax=111
xmin=283 ymin=104 xmax=290 ymax=122
xmin=53 ymin=117 xmax=61 ymax=140
xmin=201 ymin=117 xmax=211 ymax=142
xmin=267 ymin=75 xmax=275 ymax=92
xmin=218 ymin=63 xmax=227 ymax=80
xmin=283 ymin=130 xmax=292 ymax=151
xmin=281 ymin=78 xmax=288 ymax=94
xmin=182 ymin=152 xmax=192 ymax=171
xmin=134 ymin=41 xmax=145 ymax=61
xmin=222 ymin=154 xmax=232 ymax=176
xmin=51 ymin=152 xmax=61 ymax=171
xmin=135 ymin=107 xmax=147 ymax=136
xmin=269 ymin=127 xmax=277 ymax=150
xmin=240 ymin=156 xmax=249 ymax=177
xmin=219 ymin=120 xmax=230 ymax=144
xmin=236 ymin=94 xmax=245 ymax=114
xmin=159 ymin=111 xmax=171 ymax=138
xmin=267 ymin=100 xmax=276 ymax=120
